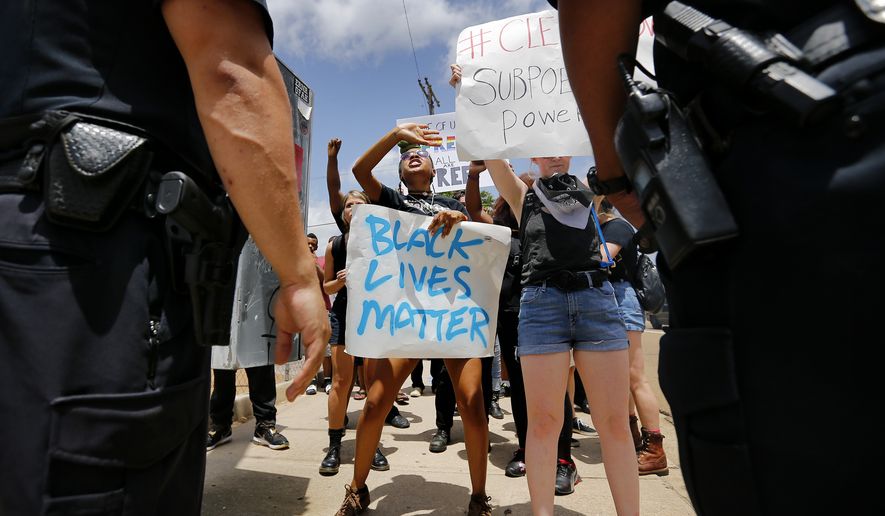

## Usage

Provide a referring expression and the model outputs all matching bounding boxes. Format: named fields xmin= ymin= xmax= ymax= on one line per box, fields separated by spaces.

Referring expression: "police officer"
xmin=0 ymin=1 xmax=329 ymax=514
xmin=553 ymin=0 xmax=885 ymax=514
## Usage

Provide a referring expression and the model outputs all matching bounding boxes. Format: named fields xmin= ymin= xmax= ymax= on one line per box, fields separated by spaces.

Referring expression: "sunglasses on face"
xmin=400 ymin=149 xmax=430 ymax=161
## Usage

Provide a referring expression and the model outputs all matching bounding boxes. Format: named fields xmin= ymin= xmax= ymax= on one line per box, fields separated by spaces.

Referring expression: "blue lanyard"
xmin=590 ymin=205 xmax=615 ymax=268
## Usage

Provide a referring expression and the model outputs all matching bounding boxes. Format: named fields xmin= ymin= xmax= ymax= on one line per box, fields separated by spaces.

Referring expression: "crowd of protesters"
xmin=206 ymin=75 xmax=669 ymax=516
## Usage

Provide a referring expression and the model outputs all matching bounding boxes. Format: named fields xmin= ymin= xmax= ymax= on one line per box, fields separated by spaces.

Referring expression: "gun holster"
xmin=0 ymin=111 xmax=154 ymax=231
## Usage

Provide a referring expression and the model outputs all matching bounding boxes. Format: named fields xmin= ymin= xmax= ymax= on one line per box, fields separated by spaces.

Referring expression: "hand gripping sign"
xmin=454 ymin=10 xmax=593 ymax=160
xmin=345 ymin=205 xmax=510 ymax=359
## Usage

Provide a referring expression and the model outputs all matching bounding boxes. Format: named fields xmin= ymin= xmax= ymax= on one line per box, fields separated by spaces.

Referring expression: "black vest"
xmin=519 ymin=190 xmax=602 ymax=286
xmin=330 ymin=234 xmax=348 ymax=314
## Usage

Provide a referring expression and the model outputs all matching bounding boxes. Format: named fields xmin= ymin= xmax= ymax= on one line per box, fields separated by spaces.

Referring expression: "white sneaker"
xmin=324 ymin=382 xmax=332 ymax=394
xmin=306 ymin=383 xmax=318 ymax=395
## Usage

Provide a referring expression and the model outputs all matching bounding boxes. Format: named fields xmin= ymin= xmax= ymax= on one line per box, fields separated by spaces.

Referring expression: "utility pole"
xmin=418 ymin=77 xmax=441 ymax=115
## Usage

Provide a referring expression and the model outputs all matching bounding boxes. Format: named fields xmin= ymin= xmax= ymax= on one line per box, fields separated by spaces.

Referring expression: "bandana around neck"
xmin=532 ymin=173 xmax=593 ymax=229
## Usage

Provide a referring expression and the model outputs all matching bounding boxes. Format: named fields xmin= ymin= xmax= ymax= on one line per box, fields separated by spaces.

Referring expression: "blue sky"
xmin=266 ymin=0 xmax=653 ymax=247
xmin=267 ymin=0 xmax=559 ymax=246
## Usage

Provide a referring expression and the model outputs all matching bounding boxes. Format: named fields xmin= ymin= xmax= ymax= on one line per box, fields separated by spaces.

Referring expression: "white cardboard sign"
xmin=454 ymin=10 xmax=592 ymax=160
xmin=345 ymin=204 xmax=509 ymax=359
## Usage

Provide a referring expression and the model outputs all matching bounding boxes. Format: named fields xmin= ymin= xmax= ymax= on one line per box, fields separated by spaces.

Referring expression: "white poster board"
xmin=345 ymin=205 xmax=510 ymax=359
xmin=455 ymin=10 xmax=592 ymax=160
xmin=396 ymin=112 xmax=495 ymax=193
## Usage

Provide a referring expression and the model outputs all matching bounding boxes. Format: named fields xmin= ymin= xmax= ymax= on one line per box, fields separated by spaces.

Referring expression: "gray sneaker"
xmin=253 ymin=425 xmax=289 ymax=450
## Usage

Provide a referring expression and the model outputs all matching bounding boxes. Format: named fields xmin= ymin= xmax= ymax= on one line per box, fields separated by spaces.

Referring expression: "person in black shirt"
xmin=597 ymin=197 xmax=669 ymax=475
xmin=336 ymin=123 xmax=492 ymax=516
xmin=464 ymin=161 xmax=586 ymax=493
xmin=318 ymin=189 xmax=393 ymax=477
xmin=486 ymin=157 xmax=638 ymax=515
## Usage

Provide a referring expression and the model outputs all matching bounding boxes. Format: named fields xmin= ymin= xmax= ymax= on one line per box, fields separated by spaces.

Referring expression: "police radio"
xmin=613 ymin=62 xmax=738 ymax=269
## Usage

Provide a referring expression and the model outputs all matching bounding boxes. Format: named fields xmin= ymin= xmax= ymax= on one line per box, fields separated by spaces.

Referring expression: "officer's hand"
xmin=428 ymin=210 xmax=468 ymax=238
xmin=449 ymin=64 xmax=462 ymax=87
xmin=273 ymin=282 xmax=331 ymax=402
xmin=328 ymin=138 xmax=342 ymax=158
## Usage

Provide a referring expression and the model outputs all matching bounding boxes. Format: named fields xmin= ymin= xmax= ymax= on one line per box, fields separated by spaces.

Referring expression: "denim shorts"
xmin=329 ymin=310 xmax=346 ymax=346
xmin=612 ymin=280 xmax=646 ymax=332
xmin=517 ymin=277 xmax=628 ymax=356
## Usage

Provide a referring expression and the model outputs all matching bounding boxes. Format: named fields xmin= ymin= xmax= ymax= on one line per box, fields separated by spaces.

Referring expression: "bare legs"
xmin=574 ymin=349 xmax=639 ymax=516
xmin=627 ymin=330 xmax=660 ymax=431
xmin=443 ymin=357 xmax=489 ymax=496
xmin=350 ymin=358 xmax=416 ymax=490
xmin=328 ymin=345 xmax=354 ymax=429
xmin=348 ymin=357 xmax=489 ymax=498
xmin=521 ymin=351 xmax=571 ymax=516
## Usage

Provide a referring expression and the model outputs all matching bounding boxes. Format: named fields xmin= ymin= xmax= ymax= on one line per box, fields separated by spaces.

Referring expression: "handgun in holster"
xmin=614 ymin=1 xmax=841 ymax=269
xmin=155 ymin=171 xmax=246 ymax=347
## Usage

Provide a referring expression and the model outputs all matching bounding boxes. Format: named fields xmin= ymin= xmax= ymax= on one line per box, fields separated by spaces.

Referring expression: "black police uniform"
xmin=551 ymin=0 xmax=884 ymax=513
xmin=0 ymin=1 xmax=272 ymax=514
xmin=639 ymin=2 xmax=885 ymax=515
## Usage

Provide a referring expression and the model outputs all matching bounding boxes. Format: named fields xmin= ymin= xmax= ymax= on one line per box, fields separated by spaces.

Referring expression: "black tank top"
xmin=330 ymin=234 xmax=348 ymax=314
xmin=0 ymin=0 xmax=273 ymax=178
xmin=519 ymin=190 xmax=602 ymax=285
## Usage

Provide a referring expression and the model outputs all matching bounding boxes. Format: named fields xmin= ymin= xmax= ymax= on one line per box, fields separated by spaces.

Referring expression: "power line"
xmin=402 ymin=0 xmax=422 ymax=81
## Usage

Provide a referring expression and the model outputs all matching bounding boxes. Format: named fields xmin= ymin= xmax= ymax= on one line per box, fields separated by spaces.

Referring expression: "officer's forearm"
xmin=202 ymin=60 xmax=316 ymax=287
xmin=163 ymin=0 xmax=317 ymax=288
xmin=558 ymin=0 xmax=646 ymax=227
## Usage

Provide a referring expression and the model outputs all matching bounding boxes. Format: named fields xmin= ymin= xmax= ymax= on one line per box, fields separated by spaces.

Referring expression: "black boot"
xmin=320 ymin=428 xmax=345 ymax=476
xmin=371 ymin=447 xmax=389 ymax=471
xmin=489 ymin=390 xmax=504 ymax=420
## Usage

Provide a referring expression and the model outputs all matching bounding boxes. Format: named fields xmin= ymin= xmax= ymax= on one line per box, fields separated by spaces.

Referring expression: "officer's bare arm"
xmin=162 ymin=0 xmax=328 ymax=393
xmin=558 ymin=0 xmax=646 ymax=229
xmin=161 ymin=0 xmax=314 ymax=289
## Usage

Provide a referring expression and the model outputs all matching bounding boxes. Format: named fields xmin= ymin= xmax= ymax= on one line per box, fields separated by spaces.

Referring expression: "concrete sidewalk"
xmin=203 ymin=330 xmax=694 ymax=515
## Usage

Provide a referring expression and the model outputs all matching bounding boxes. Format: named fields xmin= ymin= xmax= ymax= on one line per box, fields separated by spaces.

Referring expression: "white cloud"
xmin=268 ymin=0 xmax=551 ymax=64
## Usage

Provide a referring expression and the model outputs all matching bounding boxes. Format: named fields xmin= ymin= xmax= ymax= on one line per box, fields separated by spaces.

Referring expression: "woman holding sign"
xmin=484 ymin=156 xmax=639 ymax=516
xmin=335 ymin=123 xmax=492 ymax=516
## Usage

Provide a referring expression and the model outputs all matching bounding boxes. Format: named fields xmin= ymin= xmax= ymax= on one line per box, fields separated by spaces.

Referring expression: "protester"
xmin=206 ymin=367 xmax=289 ymax=451
xmin=0 ymin=2 xmax=329 ymax=514
xmin=485 ymin=156 xmax=638 ymax=516
xmin=320 ymin=190 xmax=390 ymax=476
xmin=307 ymin=232 xmax=334 ymax=396
xmin=463 ymin=159 xmax=584 ymax=493
xmin=323 ymin=137 xmax=409 ymax=429
xmin=336 ymin=123 xmax=492 ymax=516
xmin=596 ymin=197 xmax=667 ymax=475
